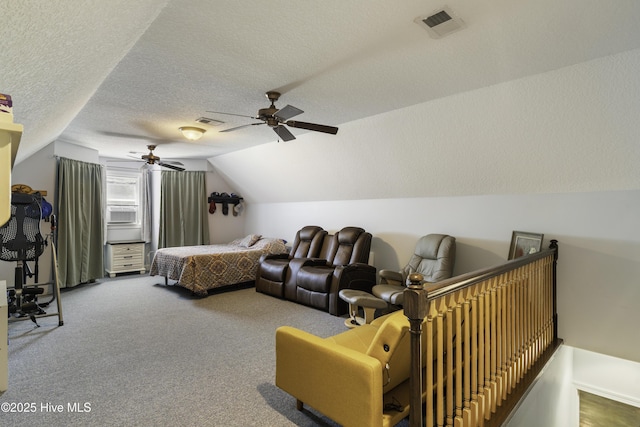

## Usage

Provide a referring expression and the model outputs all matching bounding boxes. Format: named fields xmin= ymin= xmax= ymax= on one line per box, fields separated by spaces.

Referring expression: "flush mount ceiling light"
xmin=179 ymin=126 xmax=206 ymax=141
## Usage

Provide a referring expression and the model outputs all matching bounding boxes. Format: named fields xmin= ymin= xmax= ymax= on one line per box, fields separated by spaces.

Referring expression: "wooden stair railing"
xmin=404 ymin=240 xmax=560 ymax=427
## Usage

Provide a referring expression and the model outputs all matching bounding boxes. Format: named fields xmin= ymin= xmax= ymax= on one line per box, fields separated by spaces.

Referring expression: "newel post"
xmin=404 ymin=273 xmax=428 ymax=427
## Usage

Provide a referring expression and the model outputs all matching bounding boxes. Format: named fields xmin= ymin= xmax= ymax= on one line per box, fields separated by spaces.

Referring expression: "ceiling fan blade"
xmin=206 ymin=111 xmax=257 ymax=120
xmin=274 ymin=104 xmax=303 ymax=121
xmin=220 ymin=122 xmax=265 ymax=133
xmin=157 ymin=161 xmax=185 ymax=171
xmin=99 ymin=131 xmax=157 ymax=140
xmin=273 ymin=125 xmax=296 ymax=142
xmin=108 ymin=157 xmax=142 ymax=163
xmin=285 ymin=120 xmax=339 ymax=135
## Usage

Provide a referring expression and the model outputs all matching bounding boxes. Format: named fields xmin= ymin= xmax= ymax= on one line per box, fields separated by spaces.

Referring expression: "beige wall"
xmin=209 ymin=50 xmax=640 ymax=363
xmin=0 ymin=141 xmax=98 ymax=288
xmin=4 ymin=47 xmax=639 ymax=365
xmin=243 ymin=190 xmax=640 ymax=363
xmin=1 ymin=146 xmax=242 ymax=286
xmin=210 ymin=48 xmax=640 ymax=204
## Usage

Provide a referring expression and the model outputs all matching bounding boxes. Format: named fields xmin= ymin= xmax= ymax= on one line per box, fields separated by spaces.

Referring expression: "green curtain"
xmin=159 ymin=171 xmax=209 ymax=248
xmin=57 ymin=157 xmax=104 ymax=287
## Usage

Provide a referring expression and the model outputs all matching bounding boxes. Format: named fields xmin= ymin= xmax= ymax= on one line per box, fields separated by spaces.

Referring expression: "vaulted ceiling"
xmin=4 ymin=0 xmax=640 ymax=165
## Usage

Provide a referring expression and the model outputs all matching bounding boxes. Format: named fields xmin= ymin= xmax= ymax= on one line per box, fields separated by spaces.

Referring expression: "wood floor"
xmin=579 ymin=390 xmax=640 ymax=427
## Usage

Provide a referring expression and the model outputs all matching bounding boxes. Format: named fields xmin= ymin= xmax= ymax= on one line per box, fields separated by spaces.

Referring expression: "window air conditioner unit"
xmin=107 ymin=206 xmax=137 ymax=223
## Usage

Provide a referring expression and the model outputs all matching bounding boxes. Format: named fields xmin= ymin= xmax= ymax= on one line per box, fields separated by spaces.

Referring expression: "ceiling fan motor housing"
xmin=258 ymin=107 xmax=278 ymax=122
xmin=142 ymin=154 xmax=160 ymax=164
xmin=143 ymin=144 xmax=160 ymax=164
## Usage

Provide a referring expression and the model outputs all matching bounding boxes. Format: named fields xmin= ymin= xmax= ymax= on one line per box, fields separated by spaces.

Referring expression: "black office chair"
xmin=0 ymin=192 xmax=63 ymax=326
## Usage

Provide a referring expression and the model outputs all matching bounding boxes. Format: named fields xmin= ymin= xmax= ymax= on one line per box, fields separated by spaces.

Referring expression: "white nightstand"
xmin=105 ymin=241 xmax=146 ymax=278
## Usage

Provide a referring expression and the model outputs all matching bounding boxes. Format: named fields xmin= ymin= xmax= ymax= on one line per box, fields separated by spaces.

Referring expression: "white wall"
xmin=210 ymin=48 xmax=640 ymax=205
xmin=1 ymin=145 xmax=242 ymax=286
xmin=101 ymin=158 xmax=244 ymax=259
xmin=204 ymin=161 xmax=244 ymax=244
xmin=504 ymin=346 xmax=578 ymax=427
xmin=207 ymin=49 xmax=640 ymax=364
xmin=505 ymin=345 xmax=640 ymax=427
xmin=244 ymin=190 xmax=640 ymax=363
xmin=146 ymin=159 xmax=245 ymax=249
xmin=0 ymin=141 xmax=98 ymax=286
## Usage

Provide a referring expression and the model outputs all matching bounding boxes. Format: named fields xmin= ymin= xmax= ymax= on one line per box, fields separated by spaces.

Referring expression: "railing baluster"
xmin=446 ymin=294 xmax=456 ymax=426
xmin=504 ymin=270 xmax=514 ymax=396
xmin=455 ymin=291 xmax=464 ymax=427
xmin=526 ymin=262 xmax=535 ymax=372
xmin=426 ymin=300 xmax=437 ymax=427
xmin=477 ymin=281 xmax=487 ymax=426
xmin=489 ymin=278 xmax=498 ymax=414
xmin=462 ymin=288 xmax=472 ymax=427
xmin=534 ymin=259 xmax=543 ymax=363
xmin=523 ymin=264 xmax=530 ymax=375
xmin=437 ymin=297 xmax=446 ymax=427
xmin=515 ymin=269 xmax=523 ymax=383
xmin=483 ymin=280 xmax=492 ymax=421
xmin=498 ymin=272 xmax=508 ymax=402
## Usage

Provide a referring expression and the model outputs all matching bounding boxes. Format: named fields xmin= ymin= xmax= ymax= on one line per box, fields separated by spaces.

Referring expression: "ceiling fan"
xmin=207 ymin=91 xmax=339 ymax=142
xmin=133 ymin=145 xmax=185 ymax=171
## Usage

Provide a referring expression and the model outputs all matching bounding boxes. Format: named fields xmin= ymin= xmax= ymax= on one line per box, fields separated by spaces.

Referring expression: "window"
xmin=106 ymin=171 xmax=141 ymax=225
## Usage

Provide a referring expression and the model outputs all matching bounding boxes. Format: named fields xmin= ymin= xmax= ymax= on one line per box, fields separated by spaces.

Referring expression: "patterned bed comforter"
xmin=150 ymin=237 xmax=286 ymax=295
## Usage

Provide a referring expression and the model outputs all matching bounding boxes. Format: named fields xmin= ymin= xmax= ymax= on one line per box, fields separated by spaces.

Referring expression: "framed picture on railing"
xmin=508 ymin=231 xmax=544 ymax=260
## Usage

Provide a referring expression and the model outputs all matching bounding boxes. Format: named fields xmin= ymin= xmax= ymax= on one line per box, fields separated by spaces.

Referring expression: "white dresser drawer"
xmin=111 ymin=244 xmax=143 ymax=256
xmin=111 ymin=254 xmax=143 ymax=268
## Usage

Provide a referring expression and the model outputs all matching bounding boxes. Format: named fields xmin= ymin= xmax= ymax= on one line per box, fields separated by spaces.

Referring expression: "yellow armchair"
xmin=275 ymin=310 xmax=419 ymax=427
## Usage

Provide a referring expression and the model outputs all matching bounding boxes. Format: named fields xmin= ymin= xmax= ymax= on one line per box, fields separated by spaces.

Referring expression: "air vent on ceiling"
xmin=195 ymin=117 xmax=224 ymax=126
xmin=414 ymin=6 xmax=465 ymax=39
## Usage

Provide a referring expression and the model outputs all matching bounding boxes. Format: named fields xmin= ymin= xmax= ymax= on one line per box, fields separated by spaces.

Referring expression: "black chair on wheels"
xmin=0 ymin=192 xmax=63 ymax=326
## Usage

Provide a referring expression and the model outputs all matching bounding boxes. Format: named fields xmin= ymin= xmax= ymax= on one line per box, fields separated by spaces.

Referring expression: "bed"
xmin=150 ymin=234 xmax=286 ymax=296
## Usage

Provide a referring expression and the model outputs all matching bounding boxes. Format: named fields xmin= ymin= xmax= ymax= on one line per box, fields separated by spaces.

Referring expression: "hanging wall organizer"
xmin=208 ymin=192 xmax=244 ymax=216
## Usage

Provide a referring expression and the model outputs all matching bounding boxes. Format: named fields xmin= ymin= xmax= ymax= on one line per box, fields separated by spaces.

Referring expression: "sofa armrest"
xmin=276 ymin=326 xmax=384 ymax=427
xmin=329 ymin=263 xmax=377 ymax=315
xmin=259 ymin=252 xmax=290 ymax=262
xmin=338 ymin=263 xmax=377 ymax=290
xmin=257 ymin=252 xmax=290 ymax=269
xmin=284 ymin=257 xmax=328 ymax=301
xmin=379 ymin=269 xmax=403 ymax=286
xmin=287 ymin=257 xmax=327 ymax=270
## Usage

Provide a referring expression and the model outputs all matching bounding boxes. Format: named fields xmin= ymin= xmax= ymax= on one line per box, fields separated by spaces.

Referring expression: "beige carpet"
xmin=2 ymin=275 xmax=356 ymax=426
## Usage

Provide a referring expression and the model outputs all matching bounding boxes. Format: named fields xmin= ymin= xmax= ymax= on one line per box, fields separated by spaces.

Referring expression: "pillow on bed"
xmin=238 ymin=234 xmax=262 ymax=247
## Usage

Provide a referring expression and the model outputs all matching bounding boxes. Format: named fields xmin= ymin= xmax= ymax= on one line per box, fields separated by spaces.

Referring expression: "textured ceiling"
xmin=3 ymin=0 xmax=640 ymax=164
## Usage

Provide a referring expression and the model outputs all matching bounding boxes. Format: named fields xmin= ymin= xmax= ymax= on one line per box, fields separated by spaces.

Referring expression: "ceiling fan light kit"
xmin=140 ymin=145 xmax=185 ymax=171
xmin=207 ymin=91 xmax=338 ymax=142
xmin=179 ymin=126 xmax=206 ymax=141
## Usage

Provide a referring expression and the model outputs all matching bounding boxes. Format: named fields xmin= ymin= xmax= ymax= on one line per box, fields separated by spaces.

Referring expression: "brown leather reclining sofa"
xmin=256 ymin=226 xmax=375 ymax=316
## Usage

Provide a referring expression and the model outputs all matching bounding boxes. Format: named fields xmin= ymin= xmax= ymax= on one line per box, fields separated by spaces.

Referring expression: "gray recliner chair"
xmin=372 ymin=234 xmax=456 ymax=307
xmin=339 ymin=234 xmax=455 ymax=326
